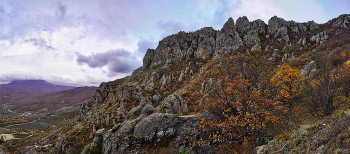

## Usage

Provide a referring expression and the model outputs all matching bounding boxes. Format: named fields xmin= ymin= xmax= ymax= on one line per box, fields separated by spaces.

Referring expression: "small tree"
xmin=198 ymin=77 xmax=275 ymax=153
xmin=335 ymin=60 xmax=350 ymax=98
xmin=270 ymin=63 xmax=304 ymax=124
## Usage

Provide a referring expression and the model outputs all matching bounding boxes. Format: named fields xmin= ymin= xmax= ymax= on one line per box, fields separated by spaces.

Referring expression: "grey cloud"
xmin=76 ymin=49 xmax=141 ymax=75
xmin=0 ymin=70 xmax=104 ymax=87
xmin=156 ymin=20 xmax=200 ymax=39
xmin=25 ymin=37 xmax=55 ymax=50
xmin=137 ymin=38 xmax=155 ymax=55
xmin=58 ymin=2 xmax=67 ymax=20
xmin=0 ymin=71 xmax=43 ymax=83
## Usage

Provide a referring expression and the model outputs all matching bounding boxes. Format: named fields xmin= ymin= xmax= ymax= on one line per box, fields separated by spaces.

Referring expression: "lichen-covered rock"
xmin=244 ymin=29 xmax=260 ymax=46
xmin=157 ymin=93 xmax=188 ymax=114
xmin=178 ymin=70 xmax=185 ymax=82
xmin=251 ymin=43 xmax=261 ymax=51
xmin=142 ymin=27 xmax=217 ymax=67
xmin=327 ymin=14 xmax=350 ymax=27
xmin=214 ymin=18 xmax=243 ymax=59
xmin=150 ymin=72 xmax=159 ymax=81
xmin=311 ymin=31 xmax=328 ymax=44
xmin=81 ymin=101 xmax=200 ymax=154
xmin=281 ymin=53 xmax=295 ymax=62
xmin=307 ymin=20 xmax=319 ymax=30
xmin=201 ymin=78 xmax=222 ymax=94
xmin=300 ymin=61 xmax=317 ymax=77
xmin=268 ymin=16 xmax=289 ymax=35
xmin=195 ymin=27 xmax=217 ymax=60
xmin=143 ymin=49 xmax=155 ymax=67
xmin=160 ymin=73 xmax=174 ymax=86
xmin=144 ymin=82 xmax=155 ymax=91
xmin=236 ymin=16 xmax=251 ymax=34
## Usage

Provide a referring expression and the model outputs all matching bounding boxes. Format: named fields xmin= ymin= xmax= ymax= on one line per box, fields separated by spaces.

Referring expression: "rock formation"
xmin=17 ymin=14 xmax=350 ymax=154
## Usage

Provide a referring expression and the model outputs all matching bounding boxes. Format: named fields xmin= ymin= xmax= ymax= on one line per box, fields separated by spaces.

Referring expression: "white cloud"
xmin=0 ymin=0 xmax=331 ymax=86
xmin=228 ymin=0 xmax=326 ymax=23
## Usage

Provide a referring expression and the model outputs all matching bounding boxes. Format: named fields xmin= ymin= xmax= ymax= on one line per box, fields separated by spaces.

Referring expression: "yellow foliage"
xmin=345 ymin=60 xmax=350 ymax=67
xmin=270 ymin=63 xmax=302 ymax=95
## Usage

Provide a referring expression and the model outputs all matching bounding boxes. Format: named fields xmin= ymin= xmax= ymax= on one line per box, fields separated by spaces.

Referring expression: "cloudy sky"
xmin=0 ymin=0 xmax=348 ymax=86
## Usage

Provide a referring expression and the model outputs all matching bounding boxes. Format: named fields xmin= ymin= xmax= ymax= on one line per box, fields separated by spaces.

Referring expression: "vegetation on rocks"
xmin=2 ymin=14 xmax=350 ymax=153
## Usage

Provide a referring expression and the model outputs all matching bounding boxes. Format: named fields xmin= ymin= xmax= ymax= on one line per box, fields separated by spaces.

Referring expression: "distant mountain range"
xmin=0 ymin=80 xmax=97 ymax=113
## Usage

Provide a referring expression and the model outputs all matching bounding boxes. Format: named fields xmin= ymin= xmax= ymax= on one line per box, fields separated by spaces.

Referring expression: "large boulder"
xmin=83 ymin=102 xmax=200 ymax=154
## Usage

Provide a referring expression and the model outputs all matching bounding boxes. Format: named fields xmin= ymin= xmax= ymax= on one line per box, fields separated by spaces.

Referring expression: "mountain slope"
xmin=12 ymin=86 xmax=98 ymax=113
xmin=2 ymin=14 xmax=350 ymax=154
xmin=0 ymin=80 xmax=75 ymax=106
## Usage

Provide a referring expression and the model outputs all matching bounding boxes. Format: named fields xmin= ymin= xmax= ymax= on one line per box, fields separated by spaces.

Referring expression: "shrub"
xmin=103 ymin=123 xmax=116 ymax=128
xmin=67 ymin=147 xmax=79 ymax=154
xmin=198 ymin=77 xmax=276 ymax=153
xmin=86 ymin=145 xmax=100 ymax=154
xmin=181 ymin=144 xmax=189 ymax=154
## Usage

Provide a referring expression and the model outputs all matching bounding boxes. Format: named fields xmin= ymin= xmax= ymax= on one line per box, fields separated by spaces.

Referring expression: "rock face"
xmin=327 ymin=14 xmax=350 ymax=27
xmin=142 ymin=15 xmax=328 ymax=65
xmin=311 ymin=31 xmax=328 ymax=44
xmin=157 ymin=93 xmax=188 ymax=114
xmin=251 ymin=43 xmax=261 ymax=51
xmin=268 ymin=16 xmax=289 ymax=35
xmin=83 ymin=103 xmax=199 ymax=154
xmin=160 ymin=73 xmax=174 ymax=86
xmin=300 ymin=61 xmax=317 ymax=77
xmin=0 ymin=145 xmax=5 ymax=154
xmin=143 ymin=27 xmax=217 ymax=67
xmin=213 ymin=17 xmax=243 ymax=59
xmin=20 ymin=14 xmax=349 ymax=154
xmin=281 ymin=53 xmax=296 ymax=62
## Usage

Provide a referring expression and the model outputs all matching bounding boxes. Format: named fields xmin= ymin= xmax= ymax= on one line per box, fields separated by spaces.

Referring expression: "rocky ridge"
xmin=17 ymin=14 xmax=350 ymax=154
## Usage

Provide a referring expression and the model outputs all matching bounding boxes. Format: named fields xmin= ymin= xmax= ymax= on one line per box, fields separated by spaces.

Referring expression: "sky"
xmin=0 ymin=0 xmax=348 ymax=86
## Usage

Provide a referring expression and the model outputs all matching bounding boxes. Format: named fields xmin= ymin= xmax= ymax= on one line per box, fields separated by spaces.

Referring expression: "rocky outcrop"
xmin=143 ymin=27 xmax=217 ymax=68
xmin=19 ymin=14 xmax=350 ymax=154
xmin=311 ymin=31 xmax=328 ymax=44
xmin=0 ymin=145 xmax=5 ymax=154
xmin=281 ymin=53 xmax=295 ymax=62
xmin=76 ymin=81 xmax=146 ymax=132
xmin=268 ymin=16 xmax=289 ymax=35
xmin=157 ymin=93 xmax=188 ymax=114
xmin=178 ymin=70 xmax=185 ymax=82
xmin=327 ymin=14 xmax=350 ymax=27
xmin=236 ymin=16 xmax=265 ymax=46
xmin=300 ymin=61 xmax=317 ymax=77
xmin=200 ymin=78 xmax=222 ymax=94
xmin=82 ymin=102 xmax=199 ymax=154
xmin=251 ymin=43 xmax=261 ymax=51
xmin=307 ymin=20 xmax=318 ymax=30
xmin=213 ymin=18 xmax=243 ymax=59
xmin=160 ymin=73 xmax=174 ymax=86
